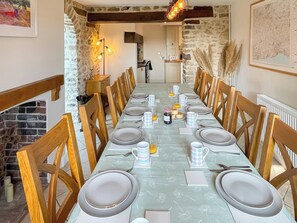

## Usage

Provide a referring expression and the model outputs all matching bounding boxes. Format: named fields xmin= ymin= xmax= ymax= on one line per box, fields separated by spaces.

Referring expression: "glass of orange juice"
xmin=149 ymin=135 xmax=158 ymax=154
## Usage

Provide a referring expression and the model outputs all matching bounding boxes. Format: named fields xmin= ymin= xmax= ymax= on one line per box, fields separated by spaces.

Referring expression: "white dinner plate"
xmin=78 ymin=170 xmax=139 ymax=217
xmin=183 ymin=93 xmax=199 ymax=99
xmin=132 ymin=93 xmax=148 ymax=99
xmin=186 ymin=106 xmax=212 ymax=115
xmin=215 ymin=170 xmax=283 ymax=217
xmin=222 ymin=172 xmax=273 ymax=208
xmin=111 ymin=128 xmax=144 ymax=145
xmin=125 ymin=106 xmax=150 ymax=116
xmin=85 ymin=172 xmax=132 ymax=209
xmin=195 ymin=128 xmax=236 ymax=146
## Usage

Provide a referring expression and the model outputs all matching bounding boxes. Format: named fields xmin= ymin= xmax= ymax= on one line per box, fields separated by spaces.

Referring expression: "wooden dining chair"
xmin=259 ymin=113 xmax=297 ymax=220
xmin=17 ymin=113 xmax=84 ymax=223
xmin=79 ymin=93 xmax=108 ymax=172
xmin=193 ymin=66 xmax=203 ymax=95
xmin=212 ymin=80 xmax=235 ymax=129
xmin=117 ymin=74 xmax=128 ymax=105
xmin=198 ymin=71 xmax=216 ymax=107
xmin=127 ymin=66 xmax=136 ymax=91
xmin=228 ymin=91 xmax=266 ymax=166
xmin=106 ymin=80 xmax=125 ymax=128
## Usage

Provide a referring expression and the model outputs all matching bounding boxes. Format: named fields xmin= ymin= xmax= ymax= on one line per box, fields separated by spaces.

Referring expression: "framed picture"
xmin=0 ymin=0 xmax=37 ymax=37
xmin=250 ymin=0 xmax=297 ymax=76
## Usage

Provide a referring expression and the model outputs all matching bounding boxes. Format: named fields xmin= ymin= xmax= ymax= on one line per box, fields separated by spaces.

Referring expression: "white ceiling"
xmin=75 ymin=0 xmax=233 ymax=7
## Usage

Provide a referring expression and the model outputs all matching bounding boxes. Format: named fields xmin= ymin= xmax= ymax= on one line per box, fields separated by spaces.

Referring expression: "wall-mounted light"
xmin=166 ymin=0 xmax=187 ymax=21
xmin=97 ymin=38 xmax=113 ymax=74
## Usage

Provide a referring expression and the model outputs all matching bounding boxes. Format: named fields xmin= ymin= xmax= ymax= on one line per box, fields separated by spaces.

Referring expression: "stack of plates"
xmin=110 ymin=128 xmax=144 ymax=145
xmin=195 ymin=128 xmax=236 ymax=146
xmin=186 ymin=106 xmax=212 ymax=115
xmin=183 ymin=93 xmax=199 ymax=99
xmin=215 ymin=170 xmax=283 ymax=217
xmin=132 ymin=93 xmax=148 ymax=99
xmin=78 ymin=170 xmax=139 ymax=217
xmin=125 ymin=107 xmax=150 ymax=116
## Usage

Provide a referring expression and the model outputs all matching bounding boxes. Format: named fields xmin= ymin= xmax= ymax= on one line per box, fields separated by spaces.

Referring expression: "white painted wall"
xmin=142 ymin=24 xmax=166 ymax=83
xmin=100 ymin=24 xmax=137 ymax=84
xmin=0 ymin=0 xmax=65 ymax=129
xmin=231 ymin=0 xmax=297 ymax=109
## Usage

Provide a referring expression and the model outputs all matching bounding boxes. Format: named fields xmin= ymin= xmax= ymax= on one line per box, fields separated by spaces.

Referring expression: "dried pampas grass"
xmin=193 ymin=46 xmax=214 ymax=76
xmin=218 ymin=41 xmax=242 ymax=78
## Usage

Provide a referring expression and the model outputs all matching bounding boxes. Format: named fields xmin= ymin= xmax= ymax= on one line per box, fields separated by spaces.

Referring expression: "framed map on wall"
xmin=0 ymin=0 xmax=37 ymax=37
xmin=250 ymin=0 xmax=297 ymax=76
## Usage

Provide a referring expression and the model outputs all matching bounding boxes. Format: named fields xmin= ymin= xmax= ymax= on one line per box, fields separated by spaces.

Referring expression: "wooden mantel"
xmin=0 ymin=75 xmax=64 ymax=112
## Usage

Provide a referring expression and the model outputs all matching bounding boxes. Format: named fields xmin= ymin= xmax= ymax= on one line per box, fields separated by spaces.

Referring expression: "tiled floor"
xmin=20 ymin=118 xmax=294 ymax=222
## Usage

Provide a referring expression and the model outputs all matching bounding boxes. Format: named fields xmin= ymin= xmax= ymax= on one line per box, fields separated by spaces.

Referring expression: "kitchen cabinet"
xmin=165 ymin=61 xmax=182 ymax=83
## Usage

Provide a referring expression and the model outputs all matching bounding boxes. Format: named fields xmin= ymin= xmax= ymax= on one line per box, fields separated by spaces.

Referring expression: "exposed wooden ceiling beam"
xmin=87 ymin=6 xmax=213 ymax=23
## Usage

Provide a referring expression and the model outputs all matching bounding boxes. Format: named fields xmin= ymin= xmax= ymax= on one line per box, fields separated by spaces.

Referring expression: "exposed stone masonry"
xmin=0 ymin=101 xmax=47 ymax=185
xmin=65 ymin=0 xmax=100 ymax=123
xmin=182 ymin=6 xmax=229 ymax=85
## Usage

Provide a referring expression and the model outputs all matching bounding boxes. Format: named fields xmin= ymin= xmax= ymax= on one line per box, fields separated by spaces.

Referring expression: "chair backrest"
xmin=228 ymin=91 xmax=266 ymax=165
xmin=259 ymin=113 xmax=297 ymax=220
xmin=106 ymin=80 xmax=124 ymax=128
xmin=198 ymin=72 xmax=216 ymax=107
xmin=193 ymin=67 xmax=203 ymax=95
xmin=117 ymin=74 xmax=128 ymax=105
xmin=212 ymin=80 xmax=235 ymax=129
xmin=17 ymin=113 xmax=84 ymax=223
xmin=127 ymin=66 xmax=136 ymax=90
xmin=79 ymin=93 xmax=108 ymax=172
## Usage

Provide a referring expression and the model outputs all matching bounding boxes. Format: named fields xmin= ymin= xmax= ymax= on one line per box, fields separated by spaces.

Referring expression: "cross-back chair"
xmin=228 ymin=91 xmax=266 ymax=165
xmin=106 ymin=80 xmax=125 ymax=128
xmin=212 ymin=80 xmax=235 ymax=129
xmin=119 ymin=72 xmax=131 ymax=101
xmin=198 ymin=71 xmax=216 ymax=107
xmin=127 ymin=66 xmax=136 ymax=91
xmin=259 ymin=113 xmax=297 ymax=220
xmin=117 ymin=75 xmax=128 ymax=106
xmin=193 ymin=66 xmax=203 ymax=95
xmin=17 ymin=113 xmax=84 ymax=223
xmin=79 ymin=93 xmax=108 ymax=172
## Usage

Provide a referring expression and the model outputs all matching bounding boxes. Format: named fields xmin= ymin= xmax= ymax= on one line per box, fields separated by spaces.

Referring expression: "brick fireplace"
xmin=0 ymin=101 xmax=47 ymax=188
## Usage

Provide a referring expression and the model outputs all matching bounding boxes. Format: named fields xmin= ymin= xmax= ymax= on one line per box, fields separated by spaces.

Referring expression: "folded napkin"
xmin=179 ymin=128 xmax=193 ymax=135
xmin=184 ymin=170 xmax=208 ymax=186
xmin=228 ymin=205 xmax=293 ymax=223
xmin=131 ymin=98 xmax=146 ymax=103
xmin=75 ymin=206 xmax=131 ymax=223
xmin=186 ymin=157 xmax=208 ymax=169
xmin=197 ymin=114 xmax=216 ymax=120
xmin=133 ymin=158 xmax=151 ymax=169
xmin=145 ymin=210 xmax=170 ymax=223
xmin=204 ymin=143 xmax=239 ymax=153
xmin=108 ymin=142 xmax=135 ymax=151
xmin=123 ymin=115 xmax=142 ymax=121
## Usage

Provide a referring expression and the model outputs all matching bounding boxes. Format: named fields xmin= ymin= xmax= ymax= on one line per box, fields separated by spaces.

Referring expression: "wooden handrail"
xmin=0 ymin=75 xmax=64 ymax=112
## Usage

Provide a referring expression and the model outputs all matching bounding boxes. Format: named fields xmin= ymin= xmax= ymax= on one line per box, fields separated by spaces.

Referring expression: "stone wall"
xmin=0 ymin=116 xmax=4 ymax=188
xmin=182 ymin=6 xmax=229 ymax=85
xmin=64 ymin=0 xmax=100 ymax=123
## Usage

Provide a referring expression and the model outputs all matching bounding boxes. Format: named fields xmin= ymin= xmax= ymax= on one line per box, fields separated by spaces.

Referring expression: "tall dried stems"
xmin=193 ymin=45 xmax=214 ymax=76
xmin=218 ymin=41 xmax=242 ymax=79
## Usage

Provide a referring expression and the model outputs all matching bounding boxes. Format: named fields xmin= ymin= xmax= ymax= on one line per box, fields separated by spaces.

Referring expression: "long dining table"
xmin=68 ymin=83 xmax=295 ymax=223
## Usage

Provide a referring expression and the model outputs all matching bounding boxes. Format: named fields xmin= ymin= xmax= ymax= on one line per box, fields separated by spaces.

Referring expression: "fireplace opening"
xmin=0 ymin=100 xmax=47 ymax=187
xmin=0 ymin=100 xmax=47 ymax=222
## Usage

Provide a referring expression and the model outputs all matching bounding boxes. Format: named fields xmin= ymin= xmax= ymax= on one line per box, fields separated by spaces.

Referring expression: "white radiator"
xmin=257 ymin=94 xmax=297 ymax=167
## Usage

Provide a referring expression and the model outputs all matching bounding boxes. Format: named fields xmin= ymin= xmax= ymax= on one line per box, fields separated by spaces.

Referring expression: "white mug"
xmin=142 ymin=111 xmax=153 ymax=127
xmin=190 ymin=142 xmax=209 ymax=166
xmin=147 ymin=94 xmax=155 ymax=106
xmin=179 ymin=94 xmax=188 ymax=107
xmin=173 ymin=85 xmax=179 ymax=95
xmin=132 ymin=141 xmax=150 ymax=165
xmin=186 ymin=111 xmax=198 ymax=127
